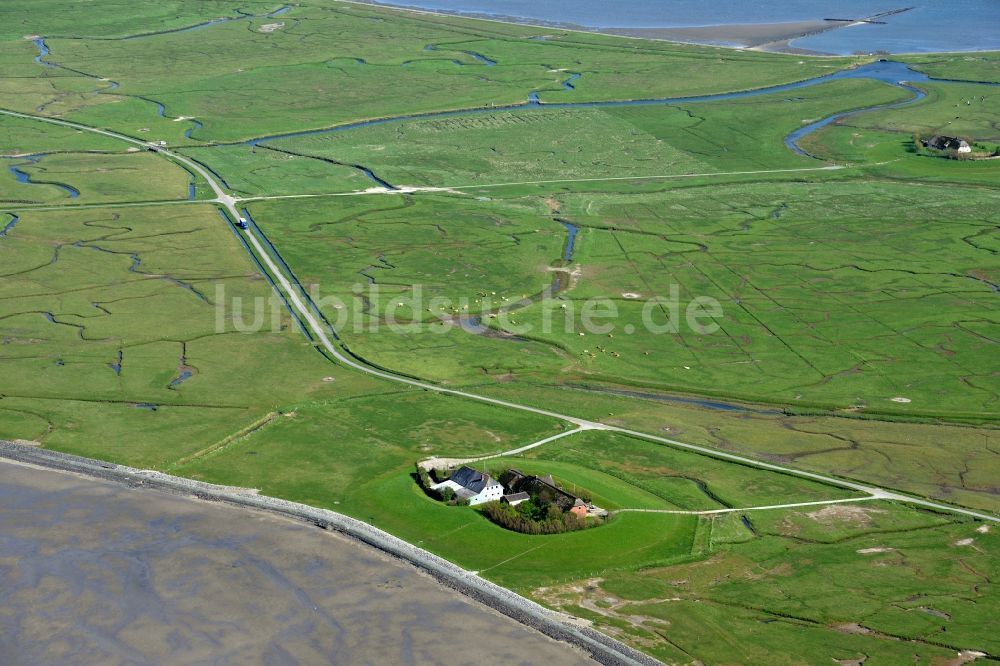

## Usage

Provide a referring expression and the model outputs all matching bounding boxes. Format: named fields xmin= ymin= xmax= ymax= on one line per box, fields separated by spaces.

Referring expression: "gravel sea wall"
xmin=0 ymin=440 xmax=662 ymax=666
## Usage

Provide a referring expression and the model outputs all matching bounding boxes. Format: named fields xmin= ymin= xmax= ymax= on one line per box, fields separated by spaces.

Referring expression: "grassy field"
xmin=177 ymin=143 xmax=372 ymax=197
xmin=0 ymin=1 xmax=285 ymax=40
xmin=796 ymin=78 xmax=1000 ymax=189
xmin=241 ymin=174 xmax=1000 ymax=424
xmin=841 ymin=82 xmax=1000 ymax=142
xmin=539 ymin=502 xmax=994 ymax=664
xmin=904 ymin=52 xmax=1000 ymax=83
xmin=1 ymin=151 xmax=193 ymax=204
xmin=475 ymin=381 xmax=1000 ymax=514
xmin=0 ymin=114 xmax=123 ymax=154
xmin=517 ymin=431 xmax=863 ymax=509
xmin=0 ymin=202 xmax=379 ymax=465
xmin=1 ymin=1 xmax=998 ymax=663
xmin=2 ymin=2 xmax=854 ymax=142
xmin=267 ymin=78 xmax=906 ymax=189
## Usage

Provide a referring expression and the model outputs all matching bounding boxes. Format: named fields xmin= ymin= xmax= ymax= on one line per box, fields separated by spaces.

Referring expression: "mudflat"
xmin=602 ymin=20 xmax=850 ymax=53
xmin=0 ymin=459 xmax=591 ymax=665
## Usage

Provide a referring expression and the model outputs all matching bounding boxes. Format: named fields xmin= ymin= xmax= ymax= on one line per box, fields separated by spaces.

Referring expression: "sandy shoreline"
xmin=601 ymin=19 xmax=852 ymax=54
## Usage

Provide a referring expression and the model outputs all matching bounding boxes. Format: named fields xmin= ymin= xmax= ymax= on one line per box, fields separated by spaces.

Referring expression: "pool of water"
xmin=168 ymin=369 xmax=193 ymax=388
xmin=32 ymin=38 xmax=52 ymax=66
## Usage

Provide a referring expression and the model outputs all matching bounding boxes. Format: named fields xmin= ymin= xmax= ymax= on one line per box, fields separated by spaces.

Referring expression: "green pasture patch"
xmin=243 ymin=194 xmax=561 ymax=314
xmin=0 ymin=151 xmax=192 ymax=204
xmin=748 ymin=500 xmax=955 ymax=543
xmin=177 ymin=144 xmax=371 ymax=197
xmin=846 ymin=81 xmax=1000 ymax=141
xmin=488 ymin=180 xmax=1000 ymax=418
xmin=520 ymin=430 xmax=860 ymax=510
xmin=818 ymin=125 xmax=1000 ymax=184
xmin=0 ymin=203 xmax=385 ymax=466
xmin=271 ymin=78 xmax=905 ymax=190
xmin=356 ymin=471 xmax=698 ymax=591
xmin=571 ymin=504 xmax=993 ymax=663
xmin=15 ymin=2 xmax=851 ymax=143
xmin=904 ymin=52 xmax=1000 ymax=84
xmin=620 ymin=598 xmax=957 ymax=665
xmin=0 ymin=1 xmax=282 ymax=40
xmin=477 ymin=457 xmax=674 ymax=511
xmin=62 ymin=95 xmax=207 ymax=147
xmin=237 ymin=176 xmax=1000 ymax=423
xmin=181 ymin=388 xmax=565 ymax=494
xmin=0 ymin=395 xmax=257 ymax=469
xmin=474 ymin=382 xmax=1000 ymax=514
xmin=0 ymin=114 xmax=124 ymax=155
xmin=272 ymin=106 xmax=711 ymax=189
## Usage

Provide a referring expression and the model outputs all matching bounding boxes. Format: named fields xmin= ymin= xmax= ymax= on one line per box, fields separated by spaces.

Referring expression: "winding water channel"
xmin=116 ymin=5 xmax=291 ymax=41
xmin=29 ymin=24 xmax=996 ymax=175
xmin=5 ymin=154 xmax=80 ymax=198
xmin=0 ymin=213 xmax=19 ymax=237
xmin=243 ymin=60 xmax=993 ymax=157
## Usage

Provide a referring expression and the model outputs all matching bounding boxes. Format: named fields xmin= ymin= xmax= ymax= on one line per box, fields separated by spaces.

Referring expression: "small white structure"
xmin=431 ymin=466 xmax=503 ymax=505
xmin=502 ymin=492 xmax=530 ymax=507
xmin=958 ymin=141 xmax=972 ymax=154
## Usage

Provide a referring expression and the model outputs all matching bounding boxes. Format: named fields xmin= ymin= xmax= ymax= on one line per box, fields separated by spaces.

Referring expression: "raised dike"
xmin=0 ymin=440 xmax=661 ymax=666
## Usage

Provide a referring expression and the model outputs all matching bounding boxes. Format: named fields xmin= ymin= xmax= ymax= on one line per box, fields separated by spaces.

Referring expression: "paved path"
xmin=438 ymin=165 xmax=845 ymax=189
xmin=420 ymin=426 xmax=590 ymax=470
xmin=232 ymin=165 xmax=848 ymax=201
xmin=0 ymin=165 xmax=849 ymax=212
xmin=3 ymin=107 xmax=997 ymax=525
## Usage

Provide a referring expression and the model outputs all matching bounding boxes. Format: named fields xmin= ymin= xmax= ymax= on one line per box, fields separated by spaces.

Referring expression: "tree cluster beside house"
xmin=417 ymin=464 xmax=607 ymax=534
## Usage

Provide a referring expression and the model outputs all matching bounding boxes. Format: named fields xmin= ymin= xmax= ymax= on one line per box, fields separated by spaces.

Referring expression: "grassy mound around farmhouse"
xmin=418 ymin=464 xmax=608 ymax=534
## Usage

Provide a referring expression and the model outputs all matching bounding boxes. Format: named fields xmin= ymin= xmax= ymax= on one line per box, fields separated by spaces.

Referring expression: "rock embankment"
xmin=0 ymin=440 xmax=661 ymax=666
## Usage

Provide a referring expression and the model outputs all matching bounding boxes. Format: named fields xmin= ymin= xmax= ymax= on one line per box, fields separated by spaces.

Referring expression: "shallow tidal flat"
xmin=0 ymin=460 xmax=590 ymax=665
xmin=601 ymin=19 xmax=846 ymax=52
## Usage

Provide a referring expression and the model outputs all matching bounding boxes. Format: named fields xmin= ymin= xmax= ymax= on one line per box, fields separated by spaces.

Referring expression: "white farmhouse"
xmin=923 ymin=135 xmax=973 ymax=153
xmin=431 ymin=466 xmax=504 ymax=505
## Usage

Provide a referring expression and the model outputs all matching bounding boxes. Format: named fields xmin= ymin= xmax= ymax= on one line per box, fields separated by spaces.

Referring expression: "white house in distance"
xmin=923 ymin=135 xmax=972 ymax=153
xmin=431 ymin=466 xmax=504 ymax=505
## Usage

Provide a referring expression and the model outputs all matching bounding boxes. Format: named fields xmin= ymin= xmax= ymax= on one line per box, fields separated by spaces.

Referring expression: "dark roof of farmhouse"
xmin=448 ymin=466 xmax=494 ymax=493
xmin=924 ymin=135 xmax=969 ymax=150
